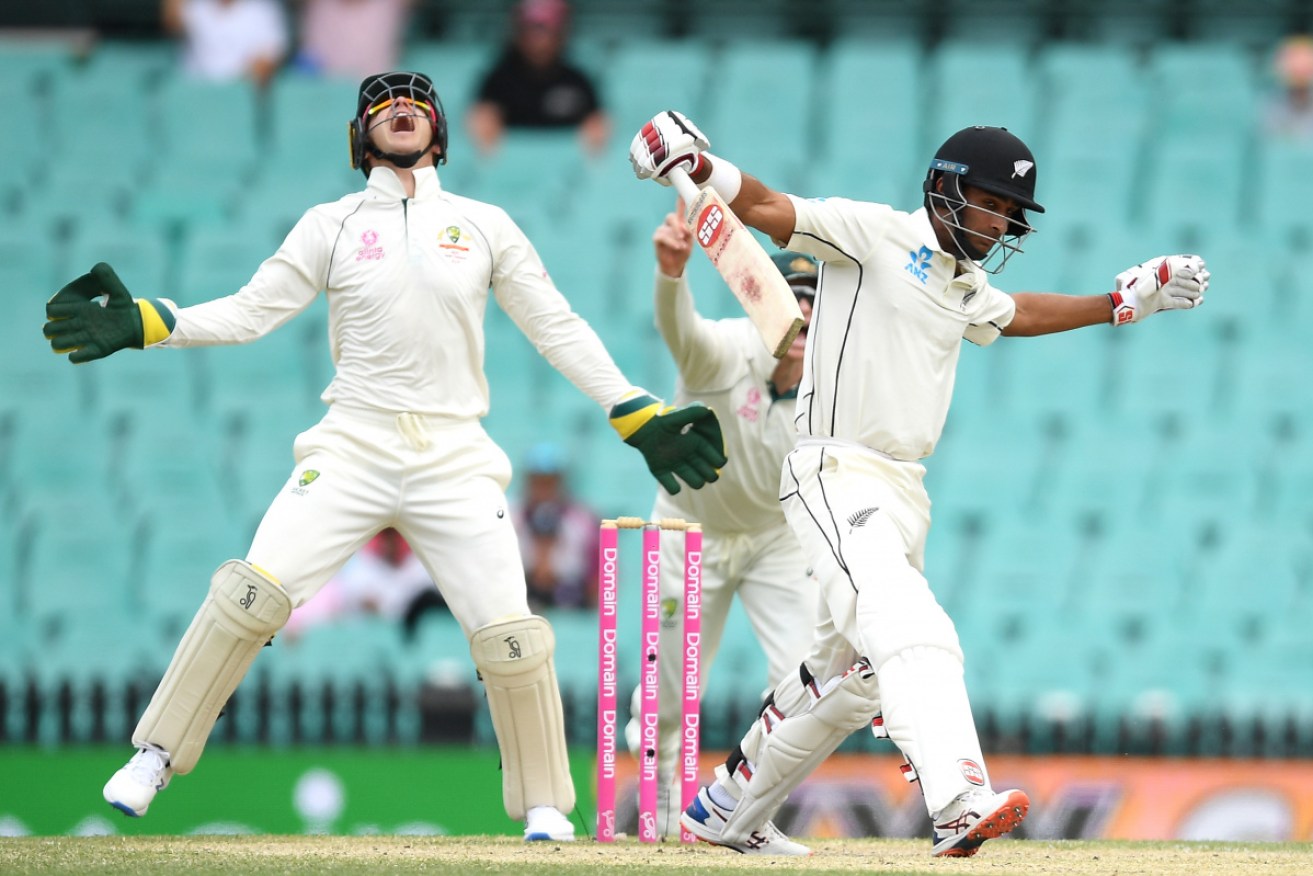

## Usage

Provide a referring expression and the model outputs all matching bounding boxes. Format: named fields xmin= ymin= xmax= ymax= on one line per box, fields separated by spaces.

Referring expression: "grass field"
xmin=3 ymin=836 xmax=1313 ymax=875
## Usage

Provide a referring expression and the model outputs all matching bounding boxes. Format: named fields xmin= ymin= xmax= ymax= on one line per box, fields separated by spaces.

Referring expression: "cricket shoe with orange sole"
xmin=931 ymin=787 xmax=1030 ymax=857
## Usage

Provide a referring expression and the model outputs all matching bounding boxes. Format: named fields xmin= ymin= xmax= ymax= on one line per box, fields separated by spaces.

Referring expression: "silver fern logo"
xmin=847 ymin=508 xmax=879 ymax=529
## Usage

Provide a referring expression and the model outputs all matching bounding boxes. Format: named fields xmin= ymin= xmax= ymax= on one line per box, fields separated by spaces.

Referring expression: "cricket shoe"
xmin=931 ymin=788 xmax=1029 ymax=857
xmin=103 ymin=747 xmax=173 ymax=817
xmin=523 ymin=805 xmax=575 ymax=842
xmin=680 ymin=785 xmax=810 ymax=856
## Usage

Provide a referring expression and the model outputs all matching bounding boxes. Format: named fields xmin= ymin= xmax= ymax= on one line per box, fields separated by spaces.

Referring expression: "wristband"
xmin=701 ymin=153 xmax=743 ymax=203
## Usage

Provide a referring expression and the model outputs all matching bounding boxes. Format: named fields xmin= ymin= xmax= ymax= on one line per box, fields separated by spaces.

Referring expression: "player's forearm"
xmin=691 ymin=159 xmax=796 ymax=246
xmin=1002 ymin=292 xmax=1113 ymax=337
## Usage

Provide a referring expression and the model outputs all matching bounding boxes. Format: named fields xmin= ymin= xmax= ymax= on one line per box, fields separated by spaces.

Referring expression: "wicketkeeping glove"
xmin=44 ymin=263 xmax=176 ymax=363
xmin=609 ymin=391 xmax=726 ymax=495
xmin=629 ymin=110 xmax=710 ymax=186
xmin=1109 ymin=254 xmax=1209 ymax=326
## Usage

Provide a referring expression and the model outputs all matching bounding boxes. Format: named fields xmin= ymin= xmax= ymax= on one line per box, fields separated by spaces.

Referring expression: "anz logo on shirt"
xmin=905 ymin=246 xmax=933 ymax=284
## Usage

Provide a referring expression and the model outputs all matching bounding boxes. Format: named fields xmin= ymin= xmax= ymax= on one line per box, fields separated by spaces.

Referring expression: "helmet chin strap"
xmin=365 ymin=142 xmax=427 ymax=168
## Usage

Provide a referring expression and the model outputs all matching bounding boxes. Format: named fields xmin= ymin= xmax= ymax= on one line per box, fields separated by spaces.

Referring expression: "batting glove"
xmin=609 ymin=391 xmax=726 ymax=495
xmin=1108 ymin=254 xmax=1209 ymax=326
xmin=44 ymin=263 xmax=176 ymax=363
xmin=629 ymin=110 xmax=710 ymax=186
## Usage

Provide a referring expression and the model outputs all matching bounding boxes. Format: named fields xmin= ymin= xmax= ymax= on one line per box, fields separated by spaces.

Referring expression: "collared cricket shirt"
xmin=784 ymin=196 xmax=1016 ymax=460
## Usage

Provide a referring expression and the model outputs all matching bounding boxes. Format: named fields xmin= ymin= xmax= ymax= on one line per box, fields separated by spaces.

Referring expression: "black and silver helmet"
xmin=348 ymin=71 xmax=448 ymax=175
xmin=922 ymin=126 xmax=1043 ymax=272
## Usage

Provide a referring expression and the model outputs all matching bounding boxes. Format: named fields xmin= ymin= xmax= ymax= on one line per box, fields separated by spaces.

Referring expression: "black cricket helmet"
xmin=348 ymin=71 xmax=448 ymax=175
xmin=770 ymin=251 xmax=819 ymax=299
xmin=923 ymin=126 xmax=1043 ymax=271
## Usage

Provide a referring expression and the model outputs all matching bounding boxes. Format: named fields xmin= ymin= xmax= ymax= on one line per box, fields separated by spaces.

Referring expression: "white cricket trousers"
xmin=246 ymin=405 xmax=533 ymax=633
xmin=779 ymin=440 xmax=991 ymax=816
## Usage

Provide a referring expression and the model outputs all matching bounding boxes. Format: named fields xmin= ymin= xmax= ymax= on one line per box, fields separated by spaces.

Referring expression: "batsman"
xmin=631 ymin=110 xmax=1209 ymax=857
xmin=42 ymin=72 xmax=726 ymax=842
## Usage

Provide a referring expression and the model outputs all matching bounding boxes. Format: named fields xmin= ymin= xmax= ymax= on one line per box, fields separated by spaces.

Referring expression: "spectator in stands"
xmin=1263 ymin=34 xmax=1313 ymax=142
xmin=282 ymin=527 xmax=447 ymax=643
xmin=509 ymin=442 xmax=600 ymax=612
xmin=292 ymin=0 xmax=414 ymax=80
xmin=466 ymin=0 xmax=609 ymax=156
xmin=162 ymin=0 xmax=289 ymax=87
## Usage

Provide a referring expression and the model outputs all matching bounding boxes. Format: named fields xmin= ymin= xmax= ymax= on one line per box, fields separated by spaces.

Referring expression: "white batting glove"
xmin=1109 ymin=254 xmax=1209 ymax=326
xmin=629 ymin=110 xmax=710 ymax=186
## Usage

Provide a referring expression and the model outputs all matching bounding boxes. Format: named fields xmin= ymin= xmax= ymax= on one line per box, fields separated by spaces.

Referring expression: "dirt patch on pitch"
xmin=6 ymin=836 xmax=1313 ymax=875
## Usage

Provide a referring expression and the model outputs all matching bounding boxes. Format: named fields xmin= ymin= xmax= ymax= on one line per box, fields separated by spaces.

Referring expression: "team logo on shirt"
xmin=439 ymin=225 xmax=471 ymax=263
xmin=905 ymin=246 xmax=933 ymax=284
xmin=736 ymin=386 xmax=763 ymax=423
xmin=357 ymin=229 xmax=384 ymax=261
xmin=289 ymin=469 xmax=321 ymax=496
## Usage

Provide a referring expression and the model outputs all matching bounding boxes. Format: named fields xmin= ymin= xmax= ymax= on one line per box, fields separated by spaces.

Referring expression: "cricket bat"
xmin=667 ymin=167 xmax=804 ymax=358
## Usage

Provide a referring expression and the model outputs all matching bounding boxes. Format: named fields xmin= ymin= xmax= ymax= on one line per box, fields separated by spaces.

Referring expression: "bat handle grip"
xmin=667 ymin=166 xmax=701 ymax=205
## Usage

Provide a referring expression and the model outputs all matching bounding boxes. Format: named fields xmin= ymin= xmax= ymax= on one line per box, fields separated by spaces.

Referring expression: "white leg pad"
xmin=877 ymin=645 xmax=988 ymax=816
xmin=470 ymin=615 xmax=575 ymax=820
xmin=721 ymin=660 xmax=880 ymax=842
xmin=134 ymin=560 xmax=291 ymax=774
xmin=739 ymin=620 xmax=860 ymax=766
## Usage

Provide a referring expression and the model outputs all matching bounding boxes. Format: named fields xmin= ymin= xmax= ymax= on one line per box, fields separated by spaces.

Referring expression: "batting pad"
xmin=134 ymin=560 xmax=291 ymax=774
xmin=722 ymin=661 xmax=879 ymax=843
xmin=470 ymin=615 xmax=575 ymax=820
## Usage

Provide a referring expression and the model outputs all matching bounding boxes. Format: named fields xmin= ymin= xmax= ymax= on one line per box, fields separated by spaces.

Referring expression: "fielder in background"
xmin=42 ymin=72 xmax=726 ymax=843
xmin=622 ymin=209 xmax=819 ymax=837
xmin=630 ymin=111 xmax=1209 ymax=858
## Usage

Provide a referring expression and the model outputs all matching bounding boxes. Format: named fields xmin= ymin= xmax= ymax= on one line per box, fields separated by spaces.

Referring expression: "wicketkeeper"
xmin=42 ymin=73 xmax=727 ymax=842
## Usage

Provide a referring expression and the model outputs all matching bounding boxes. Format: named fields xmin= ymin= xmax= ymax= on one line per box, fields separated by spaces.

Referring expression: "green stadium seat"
xmin=49 ymin=70 xmax=154 ymax=180
xmin=1255 ymin=138 xmax=1313 ymax=241
xmin=28 ymin=607 xmax=152 ymax=744
xmin=937 ymin=0 xmax=1050 ymax=45
xmin=90 ymin=348 xmax=202 ymax=422
xmin=686 ymin=0 xmax=796 ymax=40
xmin=814 ymin=39 xmax=925 ymax=206
xmin=154 ymin=78 xmax=261 ymax=174
xmin=21 ymin=490 xmax=136 ymax=624
xmin=176 ymin=225 xmax=281 ymax=307
xmin=78 ymin=40 xmax=174 ymax=87
xmin=137 ymin=517 xmax=245 ymax=642
xmin=599 ymin=40 xmax=714 ymax=141
xmin=925 ymin=42 xmax=1040 ymax=157
xmin=61 ymin=225 xmax=171 ymax=305
xmin=701 ymin=41 xmax=818 ymax=191
xmin=398 ymin=40 xmax=502 ymax=121
xmin=459 ymin=130 xmax=583 ymax=218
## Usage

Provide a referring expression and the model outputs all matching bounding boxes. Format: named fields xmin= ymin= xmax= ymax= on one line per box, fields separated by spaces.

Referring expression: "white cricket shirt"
xmin=785 ymin=196 xmax=1016 ymax=460
xmin=163 ymin=166 xmax=635 ymax=417
xmin=652 ymin=271 xmax=798 ymax=532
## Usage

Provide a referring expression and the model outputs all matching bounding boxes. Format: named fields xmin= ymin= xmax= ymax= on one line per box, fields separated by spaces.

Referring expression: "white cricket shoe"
xmin=103 ymin=747 xmax=173 ymax=817
xmin=680 ymin=785 xmax=810 ymax=856
xmin=523 ymin=805 xmax=575 ymax=842
xmin=931 ymin=787 xmax=1029 ymax=857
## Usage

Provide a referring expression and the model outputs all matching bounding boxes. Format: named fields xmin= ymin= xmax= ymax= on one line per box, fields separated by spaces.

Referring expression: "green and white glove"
xmin=44 ymin=262 xmax=176 ymax=363
xmin=609 ymin=391 xmax=727 ymax=495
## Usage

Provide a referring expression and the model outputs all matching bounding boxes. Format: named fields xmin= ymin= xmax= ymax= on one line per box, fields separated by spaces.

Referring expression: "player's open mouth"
xmin=391 ymin=116 xmax=416 ymax=132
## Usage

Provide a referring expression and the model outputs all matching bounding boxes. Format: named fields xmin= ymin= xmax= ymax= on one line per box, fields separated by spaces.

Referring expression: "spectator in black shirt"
xmin=467 ymin=0 xmax=609 ymax=155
